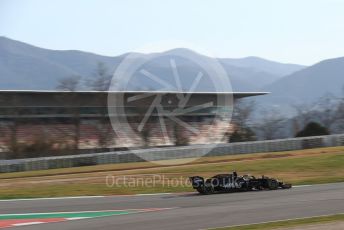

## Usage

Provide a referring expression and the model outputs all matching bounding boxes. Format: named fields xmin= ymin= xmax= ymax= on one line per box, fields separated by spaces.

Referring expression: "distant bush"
xmin=296 ymin=122 xmax=330 ymax=137
xmin=229 ymin=127 xmax=256 ymax=143
xmin=8 ymin=137 xmax=75 ymax=159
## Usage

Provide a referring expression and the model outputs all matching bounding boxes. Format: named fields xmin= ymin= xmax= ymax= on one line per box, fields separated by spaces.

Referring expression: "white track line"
xmin=0 ymin=185 xmax=312 ymax=202
xmin=0 ymin=196 xmax=105 ymax=202
xmin=13 ymin=222 xmax=45 ymax=226
xmin=293 ymin=185 xmax=312 ymax=188
xmin=66 ymin=217 xmax=90 ymax=220
xmin=0 ymin=208 xmax=178 ymax=217
xmin=133 ymin=193 xmax=172 ymax=196
xmin=0 ymin=192 xmax=184 ymax=202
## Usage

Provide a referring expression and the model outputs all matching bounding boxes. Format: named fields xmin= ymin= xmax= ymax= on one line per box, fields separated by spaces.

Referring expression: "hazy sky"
xmin=1 ymin=0 xmax=344 ymax=65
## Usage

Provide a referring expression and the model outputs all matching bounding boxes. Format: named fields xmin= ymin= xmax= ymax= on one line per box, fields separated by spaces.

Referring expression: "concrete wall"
xmin=1 ymin=134 xmax=343 ymax=173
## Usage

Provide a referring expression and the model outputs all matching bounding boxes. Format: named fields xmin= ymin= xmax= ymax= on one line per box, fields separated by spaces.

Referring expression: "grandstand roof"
xmin=0 ymin=90 xmax=267 ymax=107
xmin=0 ymin=90 xmax=268 ymax=107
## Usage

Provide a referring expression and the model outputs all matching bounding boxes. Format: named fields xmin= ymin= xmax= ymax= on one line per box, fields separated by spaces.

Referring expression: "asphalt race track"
xmin=1 ymin=183 xmax=344 ymax=230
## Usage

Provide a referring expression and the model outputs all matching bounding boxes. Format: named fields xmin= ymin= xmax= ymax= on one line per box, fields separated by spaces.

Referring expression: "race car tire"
xmin=204 ymin=185 xmax=215 ymax=194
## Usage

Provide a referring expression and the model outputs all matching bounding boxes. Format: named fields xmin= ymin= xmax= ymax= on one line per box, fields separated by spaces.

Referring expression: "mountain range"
xmin=1 ymin=36 xmax=344 ymax=110
xmin=0 ymin=36 xmax=304 ymax=91
xmin=262 ymin=57 xmax=344 ymax=104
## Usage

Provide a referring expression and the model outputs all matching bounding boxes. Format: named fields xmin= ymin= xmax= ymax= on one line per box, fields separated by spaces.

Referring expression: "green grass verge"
xmin=212 ymin=213 xmax=344 ymax=230
xmin=1 ymin=147 xmax=342 ymax=180
xmin=0 ymin=147 xmax=344 ymax=199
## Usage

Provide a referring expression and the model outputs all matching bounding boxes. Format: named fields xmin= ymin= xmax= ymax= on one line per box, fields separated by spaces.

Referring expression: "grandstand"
xmin=0 ymin=90 xmax=267 ymax=159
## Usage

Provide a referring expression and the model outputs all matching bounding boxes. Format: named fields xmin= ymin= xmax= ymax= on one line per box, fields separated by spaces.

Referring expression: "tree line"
xmin=229 ymin=89 xmax=344 ymax=142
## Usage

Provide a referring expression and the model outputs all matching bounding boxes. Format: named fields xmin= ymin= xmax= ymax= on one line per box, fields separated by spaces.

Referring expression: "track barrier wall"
xmin=0 ymin=134 xmax=343 ymax=173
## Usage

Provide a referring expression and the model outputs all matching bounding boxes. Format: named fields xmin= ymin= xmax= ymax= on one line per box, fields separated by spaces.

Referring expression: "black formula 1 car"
xmin=190 ymin=172 xmax=292 ymax=194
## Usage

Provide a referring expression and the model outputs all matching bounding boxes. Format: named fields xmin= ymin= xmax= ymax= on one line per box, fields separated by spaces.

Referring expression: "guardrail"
xmin=1 ymin=134 xmax=343 ymax=173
